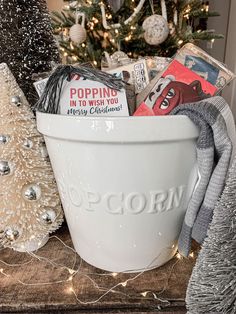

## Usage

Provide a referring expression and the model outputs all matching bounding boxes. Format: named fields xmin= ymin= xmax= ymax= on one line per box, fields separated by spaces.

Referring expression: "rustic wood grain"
xmin=0 ymin=223 xmax=199 ymax=313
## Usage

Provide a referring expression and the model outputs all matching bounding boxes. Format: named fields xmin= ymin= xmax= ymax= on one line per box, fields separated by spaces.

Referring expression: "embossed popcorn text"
xmin=68 ymin=185 xmax=186 ymax=215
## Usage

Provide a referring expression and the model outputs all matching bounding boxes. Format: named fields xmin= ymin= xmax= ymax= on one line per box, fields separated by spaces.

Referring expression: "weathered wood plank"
xmin=0 ymin=223 xmax=198 ymax=313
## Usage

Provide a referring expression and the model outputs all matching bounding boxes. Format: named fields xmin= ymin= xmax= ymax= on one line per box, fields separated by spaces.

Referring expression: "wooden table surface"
xmin=0 ymin=223 xmax=198 ymax=314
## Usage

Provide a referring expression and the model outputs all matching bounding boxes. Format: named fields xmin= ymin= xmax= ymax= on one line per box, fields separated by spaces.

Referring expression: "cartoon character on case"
xmin=145 ymin=75 xmax=210 ymax=115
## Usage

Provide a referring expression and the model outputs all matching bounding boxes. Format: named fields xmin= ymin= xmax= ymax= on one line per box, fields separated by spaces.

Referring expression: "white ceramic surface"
xmin=37 ymin=113 xmax=199 ymax=272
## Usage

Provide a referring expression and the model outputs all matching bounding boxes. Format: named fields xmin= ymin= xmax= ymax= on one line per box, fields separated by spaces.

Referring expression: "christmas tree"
xmin=0 ymin=63 xmax=63 ymax=252
xmin=0 ymin=0 xmax=60 ymax=105
xmin=52 ymin=0 xmax=223 ymax=66
xmin=186 ymin=156 xmax=236 ymax=313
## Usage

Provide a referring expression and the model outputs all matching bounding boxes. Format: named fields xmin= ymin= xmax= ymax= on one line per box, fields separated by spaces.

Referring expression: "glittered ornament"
xmin=69 ymin=12 xmax=87 ymax=44
xmin=0 ymin=160 xmax=11 ymax=176
xmin=40 ymin=209 xmax=57 ymax=224
xmin=10 ymin=95 xmax=21 ymax=106
xmin=0 ymin=134 xmax=10 ymax=144
xmin=142 ymin=15 xmax=169 ymax=45
xmin=4 ymin=227 xmax=20 ymax=241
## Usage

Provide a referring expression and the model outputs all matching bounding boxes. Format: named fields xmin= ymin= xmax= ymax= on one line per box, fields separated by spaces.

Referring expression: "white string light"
xmin=0 ymin=235 xmax=196 ymax=305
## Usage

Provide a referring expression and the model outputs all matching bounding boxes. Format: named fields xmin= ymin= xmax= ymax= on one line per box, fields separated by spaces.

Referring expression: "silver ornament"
xmin=0 ymin=134 xmax=10 ymax=144
xmin=10 ymin=95 xmax=22 ymax=106
xmin=40 ymin=209 xmax=57 ymax=224
xmin=107 ymin=0 xmax=124 ymax=13
xmin=23 ymin=139 xmax=33 ymax=149
xmin=0 ymin=160 xmax=11 ymax=176
xmin=22 ymin=184 xmax=41 ymax=201
xmin=142 ymin=15 xmax=169 ymax=45
xmin=4 ymin=227 xmax=19 ymax=241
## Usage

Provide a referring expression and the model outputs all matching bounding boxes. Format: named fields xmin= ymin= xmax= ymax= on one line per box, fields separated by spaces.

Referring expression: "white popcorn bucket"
xmin=37 ymin=113 xmax=199 ymax=272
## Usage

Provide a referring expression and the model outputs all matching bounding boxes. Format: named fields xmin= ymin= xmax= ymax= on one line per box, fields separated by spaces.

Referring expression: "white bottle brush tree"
xmin=0 ymin=63 xmax=63 ymax=252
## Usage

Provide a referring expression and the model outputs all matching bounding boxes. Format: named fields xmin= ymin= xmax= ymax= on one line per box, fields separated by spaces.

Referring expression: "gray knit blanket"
xmin=171 ymin=96 xmax=236 ymax=257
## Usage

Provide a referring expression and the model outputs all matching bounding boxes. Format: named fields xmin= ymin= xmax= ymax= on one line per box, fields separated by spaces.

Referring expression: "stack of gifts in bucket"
xmin=35 ymin=43 xmax=236 ymax=272
xmin=36 ymin=43 xmax=234 ymax=118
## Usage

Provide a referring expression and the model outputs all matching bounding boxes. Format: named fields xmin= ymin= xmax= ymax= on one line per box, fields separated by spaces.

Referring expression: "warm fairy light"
xmin=197 ymin=30 xmax=201 ymax=33
xmin=72 ymin=56 xmax=78 ymax=61
xmin=110 ymin=38 xmax=115 ymax=43
xmin=64 ymin=4 xmax=70 ymax=10
xmin=115 ymin=29 xmax=119 ymax=34
xmin=112 ymin=272 xmax=118 ymax=277
xmin=92 ymin=17 xmax=99 ymax=24
xmin=81 ymin=43 xmax=86 ymax=47
xmin=189 ymin=252 xmax=194 ymax=258
xmin=60 ymin=47 xmax=65 ymax=51
xmin=176 ymin=253 xmax=182 ymax=259
xmin=70 ymin=42 xmax=74 ymax=50
xmin=178 ymin=39 xmax=183 ymax=45
xmin=93 ymin=60 xmax=98 ymax=66
xmin=68 ymin=268 xmax=75 ymax=275
xmin=0 ymin=237 xmax=182 ymax=305
xmin=103 ymin=32 xmax=108 ymax=38
xmin=184 ymin=5 xmax=191 ymax=18
xmin=64 ymin=52 xmax=68 ymax=57
xmin=125 ymin=34 xmax=132 ymax=41
xmin=130 ymin=26 xmax=136 ymax=30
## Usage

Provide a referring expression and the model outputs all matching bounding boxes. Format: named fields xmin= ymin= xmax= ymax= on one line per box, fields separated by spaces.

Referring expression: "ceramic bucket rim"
xmin=36 ymin=111 xmax=199 ymax=143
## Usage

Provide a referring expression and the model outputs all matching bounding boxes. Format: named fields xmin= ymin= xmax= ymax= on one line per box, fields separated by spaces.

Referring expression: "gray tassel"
xmin=36 ymin=65 xmax=125 ymax=114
